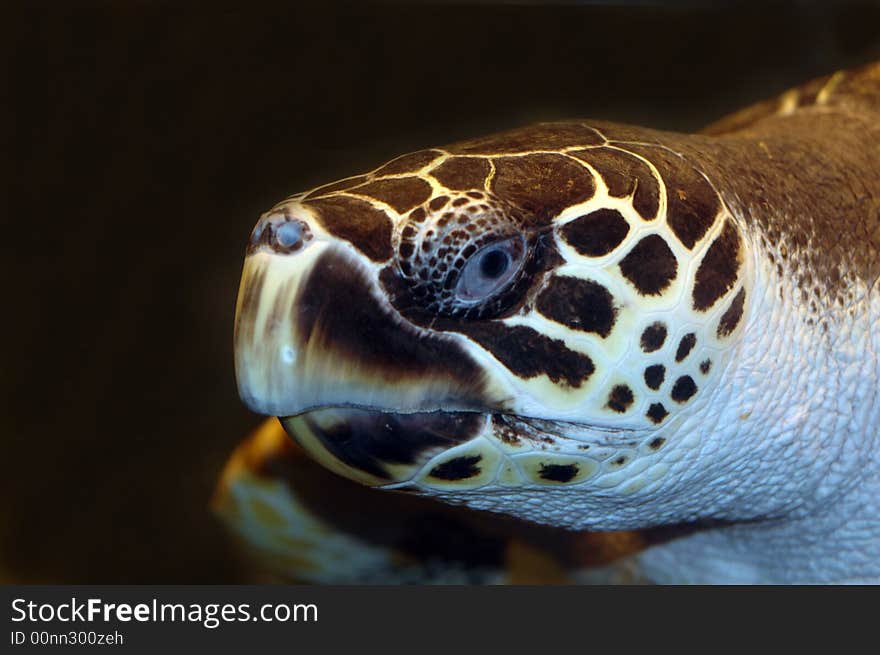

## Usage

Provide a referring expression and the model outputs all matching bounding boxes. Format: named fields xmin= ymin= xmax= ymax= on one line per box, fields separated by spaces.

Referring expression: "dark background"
xmin=2 ymin=1 xmax=879 ymax=583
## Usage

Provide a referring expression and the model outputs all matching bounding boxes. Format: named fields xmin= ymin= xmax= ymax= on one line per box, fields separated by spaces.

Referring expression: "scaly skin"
xmin=226 ymin=63 xmax=880 ymax=583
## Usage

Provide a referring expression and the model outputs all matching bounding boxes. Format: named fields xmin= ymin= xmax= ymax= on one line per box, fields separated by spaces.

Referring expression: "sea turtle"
xmin=215 ymin=62 xmax=880 ymax=584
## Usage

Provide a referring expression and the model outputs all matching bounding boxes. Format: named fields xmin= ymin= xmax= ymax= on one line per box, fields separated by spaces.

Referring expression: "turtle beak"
xmin=233 ymin=240 xmax=490 ymax=417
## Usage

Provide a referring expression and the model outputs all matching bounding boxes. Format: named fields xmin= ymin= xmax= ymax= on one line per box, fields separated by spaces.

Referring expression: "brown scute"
xmin=619 ymin=234 xmax=678 ymax=295
xmin=568 ymin=147 xmax=660 ymax=219
xmin=429 ymin=455 xmax=483 ymax=481
xmin=303 ymin=174 xmax=370 ymax=199
xmin=646 ymin=403 xmax=669 ymax=424
xmin=624 ymin=144 xmax=720 ymax=249
xmin=671 ymin=376 xmax=698 ymax=403
xmin=717 ymin=287 xmax=746 ymax=338
xmin=559 ymin=208 xmax=630 ymax=257
xmin=429 ymin=156 xmax=492 ymax=191
xmin=304 ymin=412 xmax=484 ymax=481
xmin=693 ymin=220 xmax=742 ymax=311
xmin=491 ymin=153 xmax=595 ymax=218
xmin=699 ymin=359 xmax=712 ymax=374
xmin=535 ymin=276 xmax=617 ymax=337
xmin=538 ymin=463 xmax=580 ymax=483
xmin=606 ymin=384 xmax=634 ymax=413
xmin=302 ymin=195 xmax=393 ymax=262
xmin=675 ymin=333 xmax=697 ymax=362
xmin=372 ymin=149 xmax=443 ymax=176
xmin=649 ymin=436 xmax=666 ymax=450
xmin=445 ymin=122 xmax=604 ymax=155
xmin=611 ymin=73 xmax=880 ymax=321
xmin=640 ymin=323 xmax=667 ymax=352
xmin=458 ymin=323 xmax=595 ymax=387
xmin=643 ymin=364 xmax=665 ymax=390
xmin=349 ymin=176 xmax=433 ymax=214
xmin=296 ymin=249 xmax=486 ymax=397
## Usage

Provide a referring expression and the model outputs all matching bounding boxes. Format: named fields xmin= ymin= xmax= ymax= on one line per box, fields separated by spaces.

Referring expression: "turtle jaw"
xmin=278 ymin=408 xmax=491 ymax=487
xmin=234 ymin=241 xmax=506 ymax=418
xmin=232 ymin=241 xmax=519 ymax=488
xmin=279 ymin=406 xmax=648 ymax=491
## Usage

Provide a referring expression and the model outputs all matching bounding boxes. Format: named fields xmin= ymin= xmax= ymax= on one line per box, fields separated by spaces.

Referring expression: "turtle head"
xmin=234 ymin=122 xmax=752 ymax=529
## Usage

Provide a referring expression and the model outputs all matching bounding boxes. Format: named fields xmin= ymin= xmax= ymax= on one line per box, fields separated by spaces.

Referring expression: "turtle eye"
xmin=455 ymin=236 xmax=526 ymax=304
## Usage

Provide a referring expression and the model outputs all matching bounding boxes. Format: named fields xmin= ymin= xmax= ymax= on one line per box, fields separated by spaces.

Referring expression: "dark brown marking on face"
xmin=296 ymin=249 xmax=486 ymax=397
xmin=619 ymin=234 xmax=678 ymax=295
xmin=302 ymin=195 xmax=393 ymax=262
xmin=429 ymin=156 xmax=492 ymax=191
xmin=671 ymin=376 xmax=697 ymax=403
xmin=606 ymin=384 xmax=634 ymax=413
xmin=535 ymin=276 xmax=617 ymax=337
xmin=623 ymin=144 xmax=720 ymax=249
xmin=568 ymin=147 xmax=660 ymax=219
xmin=491 ymin=153 xmax=596 ymax=219
xmin=303 ymin=175 xmax=370 ymax=199
xmin=646 ymin=403 xmax=669 ymax=424
xmin=538 ymin=463 xmax=579 ymax=483
xmin=675 ymin=333 xmax=697 ymax=362
xmin=648 ymin=436 xmax=666 ymax=450
xmin=373 ymin=149 xmax=444 ymax=176
xmin=429 ymin=455 xmax=483 ymax=481
xmin=699 ymin=359 xmax=712 ymax=374
xmin=349 ymin=176 xmax=433 ymax=214
xmin=640 ymin=322 xmax=667 ymax=352
xmin=301 ymin=412 xmax=484 ymax=480
xmin=693 ymin=220 xmax=742 ymax=311
xmin=429 ymin=195 xmax=449 ymax=211
xmin=644 ymin=364 xmax=665 ymax=390
xmin=457 ymin=323 xmax=595 ymax=387
xmin=717 ymin=287 xmax=746 ymax=338
xmin=445 ymin=122 xmax=604 ymax=155
xmin=559 ymin=208 xmax=630 ymax=257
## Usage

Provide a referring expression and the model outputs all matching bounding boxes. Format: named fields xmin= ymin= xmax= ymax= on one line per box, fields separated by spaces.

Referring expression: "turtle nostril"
xmin=248 ymin=222 xmax=265 ymax=246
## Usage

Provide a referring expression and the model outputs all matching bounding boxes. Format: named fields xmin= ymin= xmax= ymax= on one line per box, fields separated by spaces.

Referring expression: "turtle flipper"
xmin=213 ymin=420 xmax=646 ymax=584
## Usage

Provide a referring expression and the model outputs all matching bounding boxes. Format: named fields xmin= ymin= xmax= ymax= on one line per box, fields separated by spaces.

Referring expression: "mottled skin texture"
xmin=221 ymin=62 xmax=880 ymax=583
